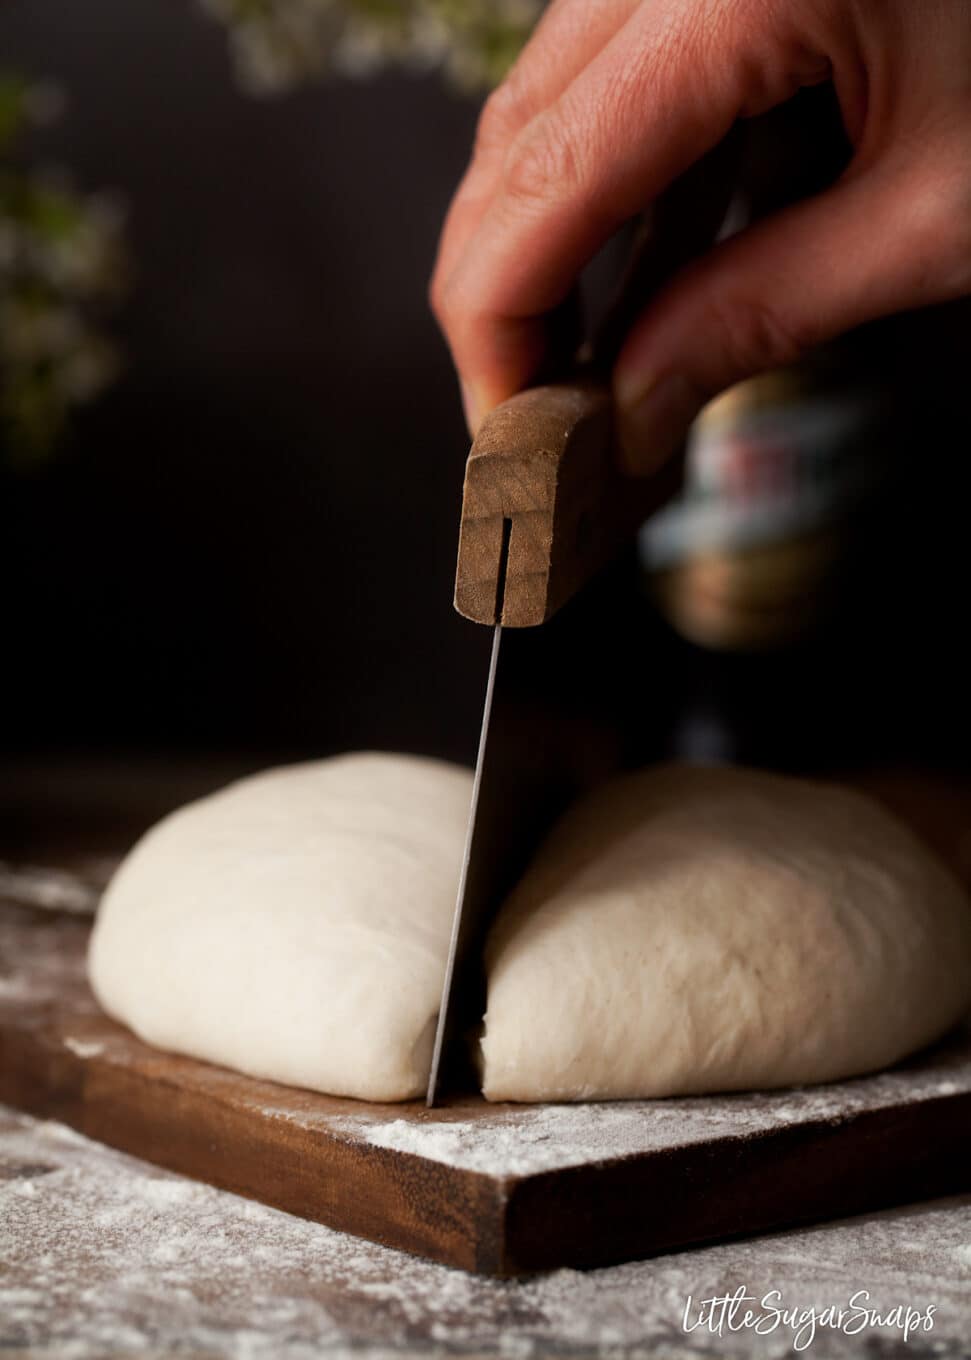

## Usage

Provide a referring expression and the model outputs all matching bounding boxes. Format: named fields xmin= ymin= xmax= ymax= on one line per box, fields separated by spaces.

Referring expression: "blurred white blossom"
xmin=0 ymin=73 xmax=127 ymax=463
xmin=1 ymin=3 xmax=541 ymax=461
xmin=199 ymin=0 xmax=543 ymax=95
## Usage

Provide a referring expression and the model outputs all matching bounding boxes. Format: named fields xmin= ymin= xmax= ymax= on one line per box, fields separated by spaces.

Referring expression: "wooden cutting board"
xmin=3 ymin=862 xmax=971 ymax=1277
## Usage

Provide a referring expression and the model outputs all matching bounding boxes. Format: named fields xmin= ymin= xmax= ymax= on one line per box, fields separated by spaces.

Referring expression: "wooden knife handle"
xmin=453 ymin=378 xmax=682 ymax=627
xmin=453 ymin=136 xmax=739 ymax=628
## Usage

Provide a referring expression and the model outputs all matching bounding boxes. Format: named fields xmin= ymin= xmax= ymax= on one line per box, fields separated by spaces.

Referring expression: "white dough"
xmin=88 ymin=753 xmax=473 ymax=1101
xmin=480 ymin=764 xmax=971 ymax=1101
xmin=90 ymin=756 xmax=971 ymax=1107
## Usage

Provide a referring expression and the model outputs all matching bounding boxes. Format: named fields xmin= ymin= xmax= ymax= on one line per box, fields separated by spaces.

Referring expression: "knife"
xmin=424 ymin=379 xmax=679 ymax=1104
xmin=426 ymin=144 xmax=739 ymax=1105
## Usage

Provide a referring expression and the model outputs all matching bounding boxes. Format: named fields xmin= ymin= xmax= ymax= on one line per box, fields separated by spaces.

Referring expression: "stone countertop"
xmin=2 ymin=1102 xmax=969 ymax=1360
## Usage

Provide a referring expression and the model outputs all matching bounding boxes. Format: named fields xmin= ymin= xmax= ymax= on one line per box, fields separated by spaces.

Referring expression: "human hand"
xmin=430 ymin=0 xmax=971 ymax=472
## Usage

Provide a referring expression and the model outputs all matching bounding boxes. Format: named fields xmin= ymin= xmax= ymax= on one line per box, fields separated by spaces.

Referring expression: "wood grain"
xmin=454 ymin=379 xmax=681 ymax=628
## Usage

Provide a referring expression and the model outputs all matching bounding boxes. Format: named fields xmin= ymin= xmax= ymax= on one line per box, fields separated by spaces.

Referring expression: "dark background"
xmin=1 ymin=0 xmax=492 ymax=774
xmin=2 ymin=0 xmax=970 ymax=813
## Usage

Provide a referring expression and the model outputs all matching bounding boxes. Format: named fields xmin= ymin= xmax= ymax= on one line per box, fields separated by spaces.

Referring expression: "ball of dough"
xmin=481 ymin=764 xmax=971 ymax=1102
xmin=89 ymin=753 xmax=473 ymax=1102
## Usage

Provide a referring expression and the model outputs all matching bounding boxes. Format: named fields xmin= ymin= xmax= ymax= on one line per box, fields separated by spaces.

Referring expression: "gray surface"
xmin=2 ymin=1103 xmax=969 ymax=1359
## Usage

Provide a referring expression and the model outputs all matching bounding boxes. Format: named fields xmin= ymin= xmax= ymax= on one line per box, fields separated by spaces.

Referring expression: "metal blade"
xmin=426 ymin=621 xmax=503 ymax=1106
xmin=426 ymin=549 xmax=649 ymax=1105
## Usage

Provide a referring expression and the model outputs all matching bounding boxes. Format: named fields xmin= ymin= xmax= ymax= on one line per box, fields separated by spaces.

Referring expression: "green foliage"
xmin=199 ymin=0 xmax=541 ymax=95
xmin=0 ymin=75 xmax=126 ymax=466
xmin=1 ymin=3 xmax=542 ymax=463
xmin=0 ymin=74 xmax=32 ymax=152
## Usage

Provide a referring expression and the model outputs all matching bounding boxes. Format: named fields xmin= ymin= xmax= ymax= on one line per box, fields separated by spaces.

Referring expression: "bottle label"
xmin=640 ymin=385 xmax=882 ymax=569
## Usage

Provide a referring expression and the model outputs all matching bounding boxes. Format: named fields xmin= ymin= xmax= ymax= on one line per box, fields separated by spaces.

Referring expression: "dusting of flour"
xmin=2 ymin=1105 xmax=970 ymax=1360
xmin=327 ymin=1025 xmax=971 ymax=1175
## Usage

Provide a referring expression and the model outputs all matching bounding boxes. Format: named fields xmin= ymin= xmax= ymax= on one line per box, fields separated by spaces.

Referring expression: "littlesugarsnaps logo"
xmin=681 ymin=1287 xmax=936 ymax=1352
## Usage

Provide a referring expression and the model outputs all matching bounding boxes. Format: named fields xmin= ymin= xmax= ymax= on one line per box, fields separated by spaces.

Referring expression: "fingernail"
xmin=460 ymin=379 xmax=483 ymax=438
xmin=616 ymin=374 xmax=702 ymax=476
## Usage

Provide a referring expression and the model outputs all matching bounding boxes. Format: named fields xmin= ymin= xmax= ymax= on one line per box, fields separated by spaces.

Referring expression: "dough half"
xmin=89 ymin=752 xmax=473 ymax=1101
xmin=481 ymin=764 xmax=971 ymax=1101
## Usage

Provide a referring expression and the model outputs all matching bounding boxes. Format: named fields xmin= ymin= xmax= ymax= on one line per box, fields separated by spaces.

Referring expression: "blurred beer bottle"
xmin=634 ymin=87 xmax=971 ymax=775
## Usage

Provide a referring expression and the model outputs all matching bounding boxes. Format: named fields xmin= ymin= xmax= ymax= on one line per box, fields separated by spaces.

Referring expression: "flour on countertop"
xmin=2 ymin=1105 xmax=970 ymax=1360
xmin=62 ymin=1036 xmax=106 ymax=1059
xmin=0 ymin=860 xmax=108 ymax=915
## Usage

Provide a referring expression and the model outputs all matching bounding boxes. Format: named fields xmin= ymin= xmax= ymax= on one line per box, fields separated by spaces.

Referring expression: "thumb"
xmin=613 ymin=148 xmax=969 ymax=474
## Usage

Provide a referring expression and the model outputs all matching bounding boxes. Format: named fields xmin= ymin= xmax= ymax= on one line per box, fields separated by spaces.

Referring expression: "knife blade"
xmin=426 ymin=142 xmax=740 ymax=1104
xmin=425 ymin=614 xmax=505 ymax=1108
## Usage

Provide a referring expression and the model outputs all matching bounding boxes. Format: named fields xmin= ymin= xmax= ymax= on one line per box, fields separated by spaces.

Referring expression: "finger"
xmin=438 ymin=0 xmax=825 ymax=419
xmin=433 ymin=0 xmax=636 ymax=320
xmin=613 ymin=131 xmax=971 ymax=473
xmin=432 ymin=2 xmax=638 ymax=432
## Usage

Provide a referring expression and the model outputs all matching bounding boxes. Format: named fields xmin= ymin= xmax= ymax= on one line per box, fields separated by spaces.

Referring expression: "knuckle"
xmin=429 ymin=271 xmax=484 ymax=364
xmin=475 ymin=79 xmax=531 ymax=158
xmin=502 ymin=116 xmax=584 ymax=211
xmin=428 ymin=269 xmax=448 ymax=327
xmin=429 ymin=268 xmax=461 ymax=332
